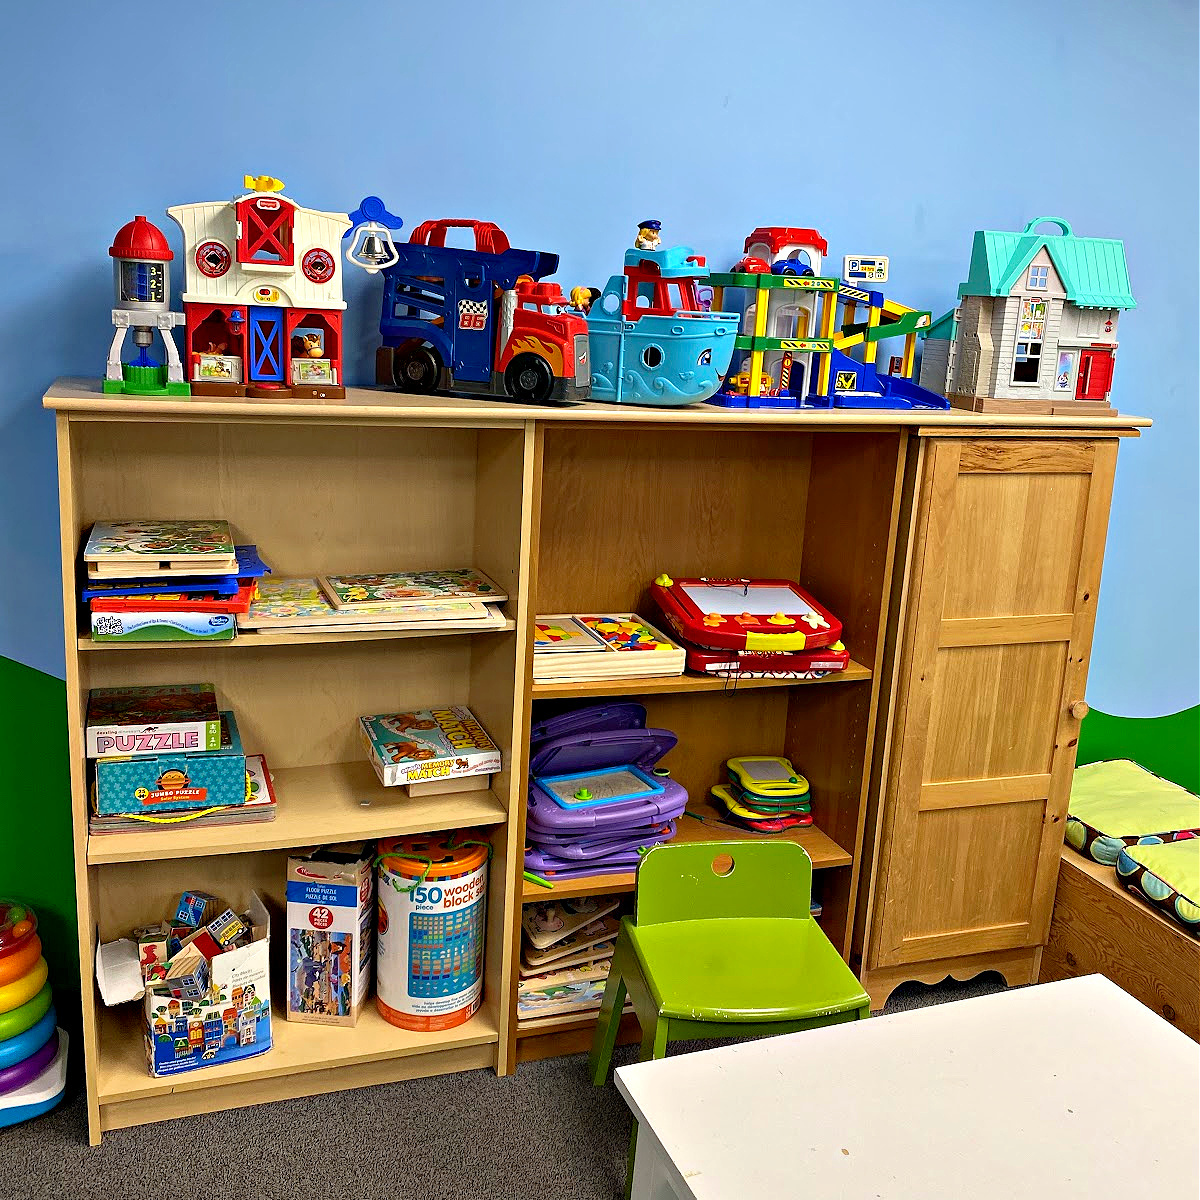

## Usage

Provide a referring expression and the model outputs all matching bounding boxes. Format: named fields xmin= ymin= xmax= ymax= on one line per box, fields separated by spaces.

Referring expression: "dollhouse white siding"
xmin=950 ymin=295 xmax=991 ymax=397
xmin=167 ymin=197 xmax=350 ymax=311
xmin=918 ymin=338 xmax=950 ymax=394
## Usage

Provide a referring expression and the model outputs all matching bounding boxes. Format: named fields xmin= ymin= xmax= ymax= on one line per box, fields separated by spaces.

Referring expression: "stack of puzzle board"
xmin=533 ymin=614 xmax=685 ymax=685
xmin=81 ymin=520 xmax=269 ymax=643
xmin=238 ymin=570 xmax=509 ymax=636
xmin=516 ymin=896 xmax=621 ymax=1021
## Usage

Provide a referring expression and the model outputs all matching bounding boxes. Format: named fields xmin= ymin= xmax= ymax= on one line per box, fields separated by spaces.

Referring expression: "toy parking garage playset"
xmin=101 ymin=180 xmax=1130 ymax=414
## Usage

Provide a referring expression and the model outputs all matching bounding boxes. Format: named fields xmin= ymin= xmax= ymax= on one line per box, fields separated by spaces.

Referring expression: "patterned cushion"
xmin=1116 ymin=840 xmax=1200 ymax=935
xmin=1065 ymin=760 xmax=1200 ymax=866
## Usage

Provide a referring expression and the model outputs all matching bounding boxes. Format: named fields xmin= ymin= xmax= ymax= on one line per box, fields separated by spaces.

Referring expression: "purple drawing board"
xmin=524 ymin=846 xmax=648 ymax=877
xmin=529 ymin=725 xmax=685 ymax=832
xmin=530 ymin=702 xmax=646 ymax=749
xmin=526 ymin=820 xmax=675 ymax=854
xmin=526 ymin=821 xmax=676 ymax=861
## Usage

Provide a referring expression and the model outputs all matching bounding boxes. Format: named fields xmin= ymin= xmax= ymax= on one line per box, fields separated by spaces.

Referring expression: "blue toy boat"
xmin=586 ymin=246 xmax=737 ymax=406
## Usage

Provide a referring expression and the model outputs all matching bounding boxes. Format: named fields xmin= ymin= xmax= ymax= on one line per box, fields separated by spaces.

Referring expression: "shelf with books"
xmin=531 ymin=659 xmax=872 ymax=699
xmin=77 ymin=617 xmax=518 ymax=651
xmin=95 ymin=996 xmax=499 ymax=1129
xmin=86 ymin=759 xmax=509 ymax=865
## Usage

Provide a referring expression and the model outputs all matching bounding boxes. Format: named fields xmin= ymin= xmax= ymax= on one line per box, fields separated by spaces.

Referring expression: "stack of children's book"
xmin=85 ymin=683 xmax=277 ymax=835
xmin=516 ymin=896 xmax=621 ymax=1021
xmin=82 ymin=520 xmax=270 ymax=643
xmin=533 ymin=614 xmax=685 ymax=685
xmin=238 ymin=570 xmax=508 ymax=636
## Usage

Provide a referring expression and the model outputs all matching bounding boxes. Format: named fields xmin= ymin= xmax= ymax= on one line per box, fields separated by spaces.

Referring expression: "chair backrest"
xmin=634 ymin=840 xmax=813 ymax=927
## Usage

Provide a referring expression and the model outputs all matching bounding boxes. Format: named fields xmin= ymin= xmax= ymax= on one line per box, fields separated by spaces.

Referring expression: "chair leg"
xmin=588 ymin=939 xmax=631 ymax=1086
xmin=639 ymin=1011 xmax=669 ymax=1062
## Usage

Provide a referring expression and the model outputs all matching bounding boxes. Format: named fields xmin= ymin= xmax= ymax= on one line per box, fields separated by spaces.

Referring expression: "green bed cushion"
xmin=1116 ymin=839 xmax=1200 ymax=935
xmin=1065 ymin=759 xmax=1200 ymax=865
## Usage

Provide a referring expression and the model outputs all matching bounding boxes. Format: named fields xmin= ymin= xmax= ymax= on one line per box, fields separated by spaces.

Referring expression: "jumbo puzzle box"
xmin=359 ymin=707 xmax=500 ymax=788
xmin=85 ymin=683 xmax=221 ymax=759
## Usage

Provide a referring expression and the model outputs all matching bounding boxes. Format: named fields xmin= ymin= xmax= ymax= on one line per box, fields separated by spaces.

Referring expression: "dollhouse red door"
xmin=1075 ymin=349 xmax=1113 ymax=401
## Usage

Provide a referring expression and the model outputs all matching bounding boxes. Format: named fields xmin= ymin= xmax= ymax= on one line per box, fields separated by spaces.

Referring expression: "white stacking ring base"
xmin=0 ymin=1028 xmax=68 ymax=1128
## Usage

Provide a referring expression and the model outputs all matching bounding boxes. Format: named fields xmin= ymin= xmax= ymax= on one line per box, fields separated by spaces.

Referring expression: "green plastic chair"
xmin=590 ymin=840 xmax=870 ymax=1194
xmin=590 ymin=838 xmax=870 ymax=1075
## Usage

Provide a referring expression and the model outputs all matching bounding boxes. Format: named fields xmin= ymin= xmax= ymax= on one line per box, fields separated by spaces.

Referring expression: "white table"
xmin=615 ymin=975 xmax=1200 ymax=1199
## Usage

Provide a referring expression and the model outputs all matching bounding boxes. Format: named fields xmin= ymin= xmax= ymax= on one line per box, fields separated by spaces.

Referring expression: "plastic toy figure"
xmin=569 ymin=285 xmax=600 ymax=313
xmin=634 ymin=219 xmax=662 ymax=251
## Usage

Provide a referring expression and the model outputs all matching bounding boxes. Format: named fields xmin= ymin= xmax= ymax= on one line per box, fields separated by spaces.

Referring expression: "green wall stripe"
xmin=1077 ymin=706 xmax=1199 ymax=793
xmin=0 ymin=654 xmax=79 ymax=1034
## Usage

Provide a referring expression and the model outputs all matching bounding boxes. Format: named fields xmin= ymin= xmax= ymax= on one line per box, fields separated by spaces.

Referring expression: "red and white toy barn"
xmin=167 ymin=175 xmax=351 ymax=399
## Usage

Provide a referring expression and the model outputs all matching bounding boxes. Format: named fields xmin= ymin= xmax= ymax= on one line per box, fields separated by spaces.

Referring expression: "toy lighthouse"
xmin=103 ymin=216 xmax=189 ymax=396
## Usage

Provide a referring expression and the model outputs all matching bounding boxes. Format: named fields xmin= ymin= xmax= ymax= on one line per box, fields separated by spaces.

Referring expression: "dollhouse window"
xmin=1027 ymin=265 xmax=1049 ymax=289
xmin=236 ymin=197 xmax=295 ymax=266
xmin=1012 ymin=339 xmax=1043 ymax=383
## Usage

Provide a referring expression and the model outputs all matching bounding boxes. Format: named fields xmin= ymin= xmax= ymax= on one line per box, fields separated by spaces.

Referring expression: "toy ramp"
xmin=835 ymin=297 xmax=930 ymax=351
xmin=826 ymin=349 xmax=947 ymax=409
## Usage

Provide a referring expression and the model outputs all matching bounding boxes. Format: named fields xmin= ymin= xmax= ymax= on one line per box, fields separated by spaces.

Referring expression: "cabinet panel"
xmin=941 ymin=471 xmax=1089 ymax=618
xmin=924 ymin=642 xmax=1067 ymax=781
xmin=872 ymin=437 xmax=1117 ymax=970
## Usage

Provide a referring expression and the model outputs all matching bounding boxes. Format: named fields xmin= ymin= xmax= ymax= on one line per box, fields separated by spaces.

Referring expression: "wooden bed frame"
xmin=1039 ymin=847 xmax=1198 ymax=1042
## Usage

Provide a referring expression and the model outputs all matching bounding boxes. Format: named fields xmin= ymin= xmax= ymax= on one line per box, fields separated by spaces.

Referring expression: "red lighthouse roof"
xmin=109 ymin=215 xmax=173 ymax=261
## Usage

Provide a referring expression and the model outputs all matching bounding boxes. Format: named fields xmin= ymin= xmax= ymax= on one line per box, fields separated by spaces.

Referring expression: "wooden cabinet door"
xmin=872 ymin=437 xmax=1118 ymax=968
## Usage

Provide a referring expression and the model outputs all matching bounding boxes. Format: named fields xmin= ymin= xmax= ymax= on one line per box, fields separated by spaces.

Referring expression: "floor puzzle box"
xmin=286 ymin=843 xmax=375 ymax=1026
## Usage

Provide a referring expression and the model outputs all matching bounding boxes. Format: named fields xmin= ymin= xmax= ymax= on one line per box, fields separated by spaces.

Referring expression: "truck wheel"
xmin=504 ymin=354 xmax=555 ymax=402
xmin=393 ymin=345 xmax=442 ymax=394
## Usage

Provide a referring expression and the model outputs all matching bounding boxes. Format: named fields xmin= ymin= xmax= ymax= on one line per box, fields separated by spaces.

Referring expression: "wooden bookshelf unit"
xmin=44 ymin=379 xmax=1145 ymax=1141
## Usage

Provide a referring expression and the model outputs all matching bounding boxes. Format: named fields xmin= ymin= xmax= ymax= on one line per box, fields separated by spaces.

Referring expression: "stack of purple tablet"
xmin=525 ymin=703 xmax=687 ymax=880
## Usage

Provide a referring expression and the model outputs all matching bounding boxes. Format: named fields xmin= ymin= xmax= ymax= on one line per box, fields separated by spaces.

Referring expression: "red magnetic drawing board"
xmin=650 ymin=575 xmax=842 ymax=652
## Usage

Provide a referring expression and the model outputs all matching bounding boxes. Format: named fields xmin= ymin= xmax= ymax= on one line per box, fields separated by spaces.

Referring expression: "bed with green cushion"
xmin=1116 ymin=840 xmax=1200 ymax=936
xmin=1065 ymin=759 xmax=1200 ymax=866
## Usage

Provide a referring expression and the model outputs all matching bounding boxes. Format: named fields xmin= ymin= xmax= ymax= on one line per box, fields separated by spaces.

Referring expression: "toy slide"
xmin=823 ymin=348 xmax=947 ymax=410
xmin=834 ymin=294 xmax=930 ymax=351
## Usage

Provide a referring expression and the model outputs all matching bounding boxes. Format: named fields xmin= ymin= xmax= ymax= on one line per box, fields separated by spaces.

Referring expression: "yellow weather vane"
xmin=243 ymin=174 xmax=285 ymax=193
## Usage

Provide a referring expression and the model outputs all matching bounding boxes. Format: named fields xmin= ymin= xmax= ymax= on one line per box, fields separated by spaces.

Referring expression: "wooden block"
xmin=405 ymin=773 xmax=491 ymax=798
xmin=1039 ymin=849 xmax=1198 ymax=1042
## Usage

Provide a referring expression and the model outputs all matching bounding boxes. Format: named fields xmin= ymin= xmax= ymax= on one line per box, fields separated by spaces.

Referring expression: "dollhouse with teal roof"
xmin=921 ymin=217 xmax=1135 ymax=414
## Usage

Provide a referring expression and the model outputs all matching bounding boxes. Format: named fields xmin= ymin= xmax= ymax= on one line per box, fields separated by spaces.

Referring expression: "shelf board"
xmin=522 ymin=870 xmax=640 ymax=901
xmin=96 ymin=998 xmax=498 ymax=1106
xmin=521 ymin=810 xmax=851 ymax=899
xmin=78 ymin=619 xmax=516 ymax=651
xmin=87 ymin=760 xmax=507 ymax=865
xmin=531 ymin=659 xmax=871 ymax=700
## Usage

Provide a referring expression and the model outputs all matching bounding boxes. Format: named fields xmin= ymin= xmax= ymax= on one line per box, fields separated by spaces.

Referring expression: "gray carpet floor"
xmin=3 ymin=973 xmax=1006 ymax=1200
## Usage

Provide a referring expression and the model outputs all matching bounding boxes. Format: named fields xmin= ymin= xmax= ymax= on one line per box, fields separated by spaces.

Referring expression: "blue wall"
xmin=1 ymin=0 xmax=1196 ymax=715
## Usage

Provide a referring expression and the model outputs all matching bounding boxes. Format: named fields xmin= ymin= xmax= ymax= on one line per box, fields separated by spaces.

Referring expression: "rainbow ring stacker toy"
xmin=0 ymin=902 xmax=66 ymax=1129
xmin=650 ymin=575 xmax=842 ymax=653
